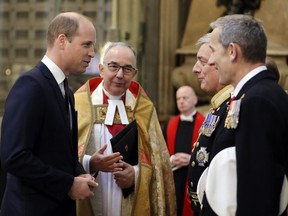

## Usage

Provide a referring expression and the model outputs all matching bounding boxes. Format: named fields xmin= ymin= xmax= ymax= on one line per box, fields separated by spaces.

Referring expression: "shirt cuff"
xmin=170 ymin=155 xmax=175 ymax=165
xmin=133 ymin=165 xmax=139 ymax=190
xmin=83 ymin=154 xmax=91 ymax=173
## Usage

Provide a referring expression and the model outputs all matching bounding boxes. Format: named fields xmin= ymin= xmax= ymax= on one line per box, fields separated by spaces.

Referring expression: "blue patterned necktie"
xmin=63 ymin=78 xmax=69 ymax=114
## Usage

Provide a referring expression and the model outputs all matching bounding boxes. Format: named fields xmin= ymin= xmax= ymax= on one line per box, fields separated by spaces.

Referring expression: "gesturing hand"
xmin=90 ymin=144 xmax=123 ymax=173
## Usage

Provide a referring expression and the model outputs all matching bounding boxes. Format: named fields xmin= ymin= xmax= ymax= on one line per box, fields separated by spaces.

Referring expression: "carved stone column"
xmin=158 ymin=0 xmax=179 ymax=120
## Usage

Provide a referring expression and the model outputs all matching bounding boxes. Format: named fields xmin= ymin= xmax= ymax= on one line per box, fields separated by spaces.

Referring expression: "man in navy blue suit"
xmin=0 ymin=12 xmax=98 ymax=216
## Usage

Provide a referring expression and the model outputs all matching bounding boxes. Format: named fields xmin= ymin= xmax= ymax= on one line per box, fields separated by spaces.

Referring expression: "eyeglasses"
xmin=106 ymin=62 xmax=136 ymax=75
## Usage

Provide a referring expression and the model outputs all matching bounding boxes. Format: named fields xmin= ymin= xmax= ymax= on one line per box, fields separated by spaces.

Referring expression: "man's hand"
xmin=171 ymin=152 xmax=191 ymax=168
xmin=90 ymin=144 xmax=123 ymax=173
xmin=79 ymin=174 xmax=98 ymax=190
xmin=113 ymin=162 xmax=135 ymax=189
xmin=68 ymin=175 xmax=98 ymax=200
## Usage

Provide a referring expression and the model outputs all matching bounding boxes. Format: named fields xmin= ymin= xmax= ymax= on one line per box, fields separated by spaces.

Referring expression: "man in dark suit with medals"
xmin=187 ymin=33 xmax=233 ymax=216
xmin=198 ymin=14 xmax=288 ymax=215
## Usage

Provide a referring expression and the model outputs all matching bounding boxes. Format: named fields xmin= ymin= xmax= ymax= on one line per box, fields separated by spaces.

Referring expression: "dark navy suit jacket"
xmin=201 ymin=70 xmax=288 ymax=216
xmin=0 ymin=62 xmax=86 ymax=216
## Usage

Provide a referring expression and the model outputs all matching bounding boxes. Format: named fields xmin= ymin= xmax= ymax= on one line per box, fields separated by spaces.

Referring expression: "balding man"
xmin=0 ymin=12 xmax=97 ymax=216
xmin=163 ymin=85 xmax=205 ymax=216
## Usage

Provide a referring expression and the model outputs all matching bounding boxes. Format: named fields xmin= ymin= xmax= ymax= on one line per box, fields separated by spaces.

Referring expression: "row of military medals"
xmin=225 ymin=96 xmax=242 ymax=129
xmin=199 ymin=94 xmax=242 ymax=133
xmin=196 ymin=110 xmax=220 ymax=166
xmin=199 ymin=113 xmax=220 ymax=137
xmin=195 ymin=95 xmax=242 ymax=167
xmin=196 ymin=95 xmax=242 ymax=166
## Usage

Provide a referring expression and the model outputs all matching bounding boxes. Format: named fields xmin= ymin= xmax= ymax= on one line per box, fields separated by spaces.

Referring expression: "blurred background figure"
xmin=217 ymin=0 xmax=261 ymax=16
xmin=163 ymin=85 xmax=205 ymax=216
xmin=266 ymin=56 xmax=280 ymax=82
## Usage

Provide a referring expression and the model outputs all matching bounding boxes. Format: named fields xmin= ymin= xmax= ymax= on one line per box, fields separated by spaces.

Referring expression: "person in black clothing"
xmin=163 ymin=85 xmax=204 ymax=216
xmin=187 ymin=33 xmax=233 ymax=216
xmin=0 ymin=12 xmax=97 ymax=216
xmin=199 ymin=14 xmax=288 ymax=216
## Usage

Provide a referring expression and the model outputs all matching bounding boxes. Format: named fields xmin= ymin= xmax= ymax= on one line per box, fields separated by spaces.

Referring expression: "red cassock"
xmin=166 ymin=113 xmax=204 ymax=216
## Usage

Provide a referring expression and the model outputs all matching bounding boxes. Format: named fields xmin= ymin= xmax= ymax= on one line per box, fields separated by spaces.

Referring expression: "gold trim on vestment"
xmin=75 ymin=79 xmax=177 ymax=216
xmin=94 ymin=105 xmax=134 ymax=124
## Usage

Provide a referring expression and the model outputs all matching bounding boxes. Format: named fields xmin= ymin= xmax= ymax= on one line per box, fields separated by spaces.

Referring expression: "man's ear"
xmin=98 ymin=64 xmax=104 ymax=77
xmin=58 ymin=34 xmax=67 ymax=49
xmin=228 ymin=42 xmax=240 ymax=62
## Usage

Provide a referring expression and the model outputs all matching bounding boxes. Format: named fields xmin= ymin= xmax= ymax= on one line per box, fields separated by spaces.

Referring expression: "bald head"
xmin=177 ymin=86 xmax=196 ymax=97
xmin=176 ymin=86 xmax=198 ymax=116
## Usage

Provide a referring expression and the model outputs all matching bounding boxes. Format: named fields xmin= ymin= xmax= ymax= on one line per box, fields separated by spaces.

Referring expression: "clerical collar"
xmin=102 ymin=85 xmax=129 ymax=125
xmin=102 ymin=85 xmax=125 ymax=100
xmin=180 ymin=110 xmax=196 ymax=122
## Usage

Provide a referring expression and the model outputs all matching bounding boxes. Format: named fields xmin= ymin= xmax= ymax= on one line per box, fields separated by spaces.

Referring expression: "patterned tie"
xmin=63 ymin=78 xmax=72 ymax=130
xmin=63 ymin=78 xmax=70 ymax=114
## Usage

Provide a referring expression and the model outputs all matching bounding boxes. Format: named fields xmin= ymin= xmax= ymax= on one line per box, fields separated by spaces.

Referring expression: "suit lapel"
xmin=36 ymin=62 xmax=80 ymax=156
xmin=36 ymin=62 xmax=70 ymax=127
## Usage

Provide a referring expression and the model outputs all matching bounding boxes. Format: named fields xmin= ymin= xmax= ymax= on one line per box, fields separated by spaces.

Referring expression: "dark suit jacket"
xmin=188 ymin=96 xmax=230 ymax=216
xmin=201 ymin=70 xmax=288 ymax=216
xmin=0 ymin=163 xmax=6 ymax=208
xmin=0 ymin=62 xmax=86 ymax=216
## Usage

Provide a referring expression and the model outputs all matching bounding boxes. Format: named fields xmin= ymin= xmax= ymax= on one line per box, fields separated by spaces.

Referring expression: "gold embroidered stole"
xmin=75 ymin=79 xmax=176 ymax=216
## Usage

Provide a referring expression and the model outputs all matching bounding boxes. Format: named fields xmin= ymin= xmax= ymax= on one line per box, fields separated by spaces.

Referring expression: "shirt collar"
xmin=180 ymin=110 xmax=196 ymax=122
xmin=102 ymin=85 xmax=125 ymax=100
xmin=233 ymin=65 xmax=267 ymax=97
xmin=41 ymin=55 xmax=66 ymax=85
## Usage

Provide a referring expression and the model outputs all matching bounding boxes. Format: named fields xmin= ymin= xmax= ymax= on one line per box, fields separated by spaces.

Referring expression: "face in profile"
xmin=193 ymin=43 xmax=220 ymax=94
xmin=64 ymin=19 xmax=96 ymax=75
xmin=209 ymin=28 xmax=232 ymax=86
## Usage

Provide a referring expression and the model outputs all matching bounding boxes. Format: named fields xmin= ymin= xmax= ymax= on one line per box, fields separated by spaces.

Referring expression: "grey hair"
xmin=195 ymin=33 xmax=211 ymax=47
xmin=210 ymin=14 xmax=267 ymax=63
xmin=101 ymin=42 xmax=137 ymax=66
